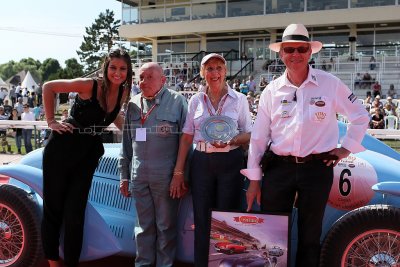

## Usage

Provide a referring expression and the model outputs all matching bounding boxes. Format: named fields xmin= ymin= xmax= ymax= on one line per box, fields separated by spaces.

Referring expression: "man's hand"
xmin=119 ymin=180 xmax=131 ymax=197
xmin=170 ymin=174 xmax=188 ymax=199
xmin=324 ymin=147 xmax=351 ymax=167
xmin=246 ymin=180 xmax=261 ymax=212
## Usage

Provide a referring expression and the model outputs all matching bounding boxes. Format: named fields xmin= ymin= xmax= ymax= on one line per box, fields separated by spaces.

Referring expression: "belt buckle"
xmin=295 ymin=156 xmax=306 ymax=164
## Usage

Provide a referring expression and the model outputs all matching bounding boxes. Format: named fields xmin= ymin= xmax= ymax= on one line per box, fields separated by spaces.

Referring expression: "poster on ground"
xmin=208 ymin=210 xmax=290 ymax=267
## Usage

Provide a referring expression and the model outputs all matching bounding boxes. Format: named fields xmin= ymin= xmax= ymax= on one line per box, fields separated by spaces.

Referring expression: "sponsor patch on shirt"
xmin=315 ymin=100 xmax=325 ymax=107
xmin=315 ymin=111 xmax=327 ymax=121
xmin=348 ymin=93 xmax=357 ymax=103
xmin=310 ymin=96 xmax=321 ymax=105
xmin=156 ymin=122 xmax=173 ymax=136
xmin=280 ymin=99 xmax=293 ymax=105
xmin=280 ymin=110 xmax=291 ymax=118
xmin=311 ymin=75 xmax=317 ymax=81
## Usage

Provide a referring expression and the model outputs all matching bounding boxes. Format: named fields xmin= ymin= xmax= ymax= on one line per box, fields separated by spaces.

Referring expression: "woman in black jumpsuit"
xmin=41 ymin=48 xmax=132 ymax=267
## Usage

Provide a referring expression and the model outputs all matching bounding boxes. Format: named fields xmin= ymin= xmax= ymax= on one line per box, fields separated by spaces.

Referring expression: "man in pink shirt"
xmin=242 ymin=24 xmax=369 ymax=267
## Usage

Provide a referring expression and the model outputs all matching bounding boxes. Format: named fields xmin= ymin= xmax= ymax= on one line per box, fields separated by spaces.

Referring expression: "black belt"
xmin=275 ymin=152 xmax=338 ymax=164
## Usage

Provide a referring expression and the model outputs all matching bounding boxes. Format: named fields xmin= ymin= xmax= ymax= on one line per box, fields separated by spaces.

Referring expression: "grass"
xmin=0 ymin=106 xmax=69 ymax=155
xmin=382 ymin=140 xmax=400 ymax=152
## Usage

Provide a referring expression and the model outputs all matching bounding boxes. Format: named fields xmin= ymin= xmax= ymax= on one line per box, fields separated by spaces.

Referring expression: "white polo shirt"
xmin=243 ymin=67 xmax=370 ymax=181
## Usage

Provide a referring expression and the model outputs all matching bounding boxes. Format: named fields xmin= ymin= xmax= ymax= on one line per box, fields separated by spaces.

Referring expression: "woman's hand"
xmin=48 ymin=121 xmax=74 ymax=134
xmin=211 ymin=140 xmax=228 ymax=148
xmin=169 ymin=172 xmax=188 ymax=199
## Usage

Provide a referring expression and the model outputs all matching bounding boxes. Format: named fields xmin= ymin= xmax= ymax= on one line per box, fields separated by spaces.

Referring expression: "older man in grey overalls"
xmin=119 ymin=62 xmax=188 ymax=266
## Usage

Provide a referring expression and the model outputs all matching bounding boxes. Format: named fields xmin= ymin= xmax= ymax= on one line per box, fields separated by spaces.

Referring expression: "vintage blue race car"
xmin=0 ymin=122 xmax=400 ymax=267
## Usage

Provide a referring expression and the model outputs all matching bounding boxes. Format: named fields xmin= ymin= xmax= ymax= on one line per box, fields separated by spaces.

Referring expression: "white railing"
xmin=367 ymin=129 xmax=400 ymax=140
xmin=1 ymin=121 xmax=399 ymax=140
xmin=0 ymin=120 xmax=118 ymax=131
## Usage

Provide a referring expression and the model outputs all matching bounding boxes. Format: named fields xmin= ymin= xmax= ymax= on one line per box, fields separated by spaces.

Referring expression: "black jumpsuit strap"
xmin=91 ymin=79 xmax=98 ymax=101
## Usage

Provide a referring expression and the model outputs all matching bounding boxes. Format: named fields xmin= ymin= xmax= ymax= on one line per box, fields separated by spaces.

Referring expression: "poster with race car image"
xmin=208 ymin=210 xmax=290 ymax=267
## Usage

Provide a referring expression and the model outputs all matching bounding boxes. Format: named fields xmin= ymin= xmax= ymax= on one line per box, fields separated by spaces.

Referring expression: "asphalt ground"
xmin=0 ymin=153 xmax=23 ymax=165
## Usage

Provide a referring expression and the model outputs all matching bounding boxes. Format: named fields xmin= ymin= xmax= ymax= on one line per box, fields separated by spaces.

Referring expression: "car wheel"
xmin=228 ymin=248 xmax=234 ymax=255
xmin=320 ymin=205 xmax=400 ymax=267
xmin=0 ymin=185 xmax=42 ymax=267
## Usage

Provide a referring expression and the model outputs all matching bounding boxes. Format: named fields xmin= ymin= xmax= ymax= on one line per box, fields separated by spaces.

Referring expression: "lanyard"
xmin=203 ymin=93 xmax=229 ymax=116
xmin=140 ymin=97 xmax=157 ymax=126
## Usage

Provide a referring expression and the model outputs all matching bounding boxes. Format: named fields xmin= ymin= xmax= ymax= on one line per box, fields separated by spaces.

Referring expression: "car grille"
xmin=89 ymin=179 xmax=132 ymax=212
xmin=95 ymin=156 xmax=120 ymax=178
xmin=109 ymin=224 xmax=124 ymax=238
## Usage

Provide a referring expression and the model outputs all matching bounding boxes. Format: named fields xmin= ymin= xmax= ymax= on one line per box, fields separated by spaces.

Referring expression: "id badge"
xmin=136 ymin=128 xmax=147 ymax=141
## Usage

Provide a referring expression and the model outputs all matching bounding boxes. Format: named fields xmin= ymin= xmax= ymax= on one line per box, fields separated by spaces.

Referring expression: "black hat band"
xmin=282 ymin=34 xmax=309 ymax=42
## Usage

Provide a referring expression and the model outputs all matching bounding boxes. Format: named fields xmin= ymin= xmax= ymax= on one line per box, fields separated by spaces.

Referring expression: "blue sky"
xmin=0 ymin=0 xmax=121 ymax=66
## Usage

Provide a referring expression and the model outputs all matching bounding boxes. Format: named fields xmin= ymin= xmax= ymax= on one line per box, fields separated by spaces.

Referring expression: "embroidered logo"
xmin=348 ymin=93 xmax=357 ymax=103
xmin=281 ymin=111 xmax=291 ymax=118
xmin=315 ymin=100 xmax=326 ymax=107
xmin=311 ymin=75 xmax=317 ymax=81
xmin=156 ymin=122 xmax=173 ymax=136
xmin=315 ymin=112 xmax=326 ymax=121
xmin=310 ymin=96 xmax=321 ymax=105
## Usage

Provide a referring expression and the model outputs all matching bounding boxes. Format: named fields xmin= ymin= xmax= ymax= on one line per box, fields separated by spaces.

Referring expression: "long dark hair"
xmin=101 ymin=48 xmax=133 ymax=109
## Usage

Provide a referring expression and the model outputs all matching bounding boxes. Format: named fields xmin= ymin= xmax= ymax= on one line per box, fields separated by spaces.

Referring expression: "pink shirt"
xmin=242 ymin=67 xmax=370 ymax=180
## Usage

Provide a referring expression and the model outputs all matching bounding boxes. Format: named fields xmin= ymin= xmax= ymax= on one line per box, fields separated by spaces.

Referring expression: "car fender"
xmin=61 ymin=203 xmax=122 ymax=261
xmin=372 ymin=182 xmax=400 ymax=197
xmin=0 ymin=164 xmax=122 ymax=261
xmin=0 ymin=164 xmax=43 ymax=195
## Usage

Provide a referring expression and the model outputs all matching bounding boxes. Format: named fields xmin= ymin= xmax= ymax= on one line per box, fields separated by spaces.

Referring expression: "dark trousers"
xmin=22 ymin=129 xmax=32 ymax=153
xmin=190 ymin=148 xmax=244 ymax=267
xmin=42 ymin=132 xmax=104 ymax=267
xmin=261 ymin=158 xmax=333 ymax=267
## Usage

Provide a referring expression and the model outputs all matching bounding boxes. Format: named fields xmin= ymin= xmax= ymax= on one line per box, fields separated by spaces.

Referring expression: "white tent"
xmin=21 ymin=71 xmax=39 ymax=91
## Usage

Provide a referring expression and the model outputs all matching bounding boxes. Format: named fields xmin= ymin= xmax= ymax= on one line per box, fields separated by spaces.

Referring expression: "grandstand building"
xmin=116 ymin=0 xmax=400 ymax=97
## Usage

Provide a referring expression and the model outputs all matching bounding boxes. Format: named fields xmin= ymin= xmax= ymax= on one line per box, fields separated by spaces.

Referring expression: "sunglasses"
xmin=282 ymin=46 xmax=310 ymax=54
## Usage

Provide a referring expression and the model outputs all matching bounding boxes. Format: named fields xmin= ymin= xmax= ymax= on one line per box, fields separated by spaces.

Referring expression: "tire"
xmin=0 ymin=184 xmax=42 ymax=267
xmin=320 ymin=205 xmax=400 ymax=267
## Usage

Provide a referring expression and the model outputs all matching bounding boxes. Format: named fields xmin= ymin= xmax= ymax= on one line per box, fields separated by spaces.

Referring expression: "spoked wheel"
xmin=0 ymin=203 xmax=25 ymax=265
xmin=0 ymin=185 xmax=41 ymax=267
xmin=342 ymin=229 xmax=400 ymax=266
xmin=320 ymin=205 xmax=400 ymax=267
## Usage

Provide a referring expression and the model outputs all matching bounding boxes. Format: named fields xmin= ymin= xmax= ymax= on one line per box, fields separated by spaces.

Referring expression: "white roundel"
xmin=328 ymin=154 xmax=378 ymax=211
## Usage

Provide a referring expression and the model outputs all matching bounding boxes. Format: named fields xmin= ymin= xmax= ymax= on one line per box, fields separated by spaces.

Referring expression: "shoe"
xmin=17 ymin=149 xmax=21 ymax=154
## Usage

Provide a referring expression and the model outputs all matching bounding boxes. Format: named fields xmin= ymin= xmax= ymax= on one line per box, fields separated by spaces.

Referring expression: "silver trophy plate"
xmin=200 ymin=115 xmax=236 ymax=143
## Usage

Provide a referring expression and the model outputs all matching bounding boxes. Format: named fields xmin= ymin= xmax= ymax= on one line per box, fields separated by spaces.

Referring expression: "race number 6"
xmin=339 ymin=169 xmax=351 ymax=196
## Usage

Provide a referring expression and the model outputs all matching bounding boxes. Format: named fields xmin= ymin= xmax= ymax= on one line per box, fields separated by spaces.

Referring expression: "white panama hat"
xmin=269 ymin=23 xmax=323 ymax=54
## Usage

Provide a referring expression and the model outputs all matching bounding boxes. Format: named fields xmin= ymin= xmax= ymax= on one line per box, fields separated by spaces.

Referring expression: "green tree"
xmin=40 ymin=58 xmax=62 ymax=81
xmin=77 ymin=9 xmax=121 ymax=73
xmin=64 ymin=58 xmax=84 ymax=78
xmin=14 ymin=58 xmax=42 ymax=82
xmin=55 ymin=58 xmax=84 ymax=80
xmin=0 ymin=61 xmax=17 ymax=80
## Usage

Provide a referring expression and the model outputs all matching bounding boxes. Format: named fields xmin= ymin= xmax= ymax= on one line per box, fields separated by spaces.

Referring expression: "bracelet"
xmin=173 ymin=170 xmax=184 ymax=175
